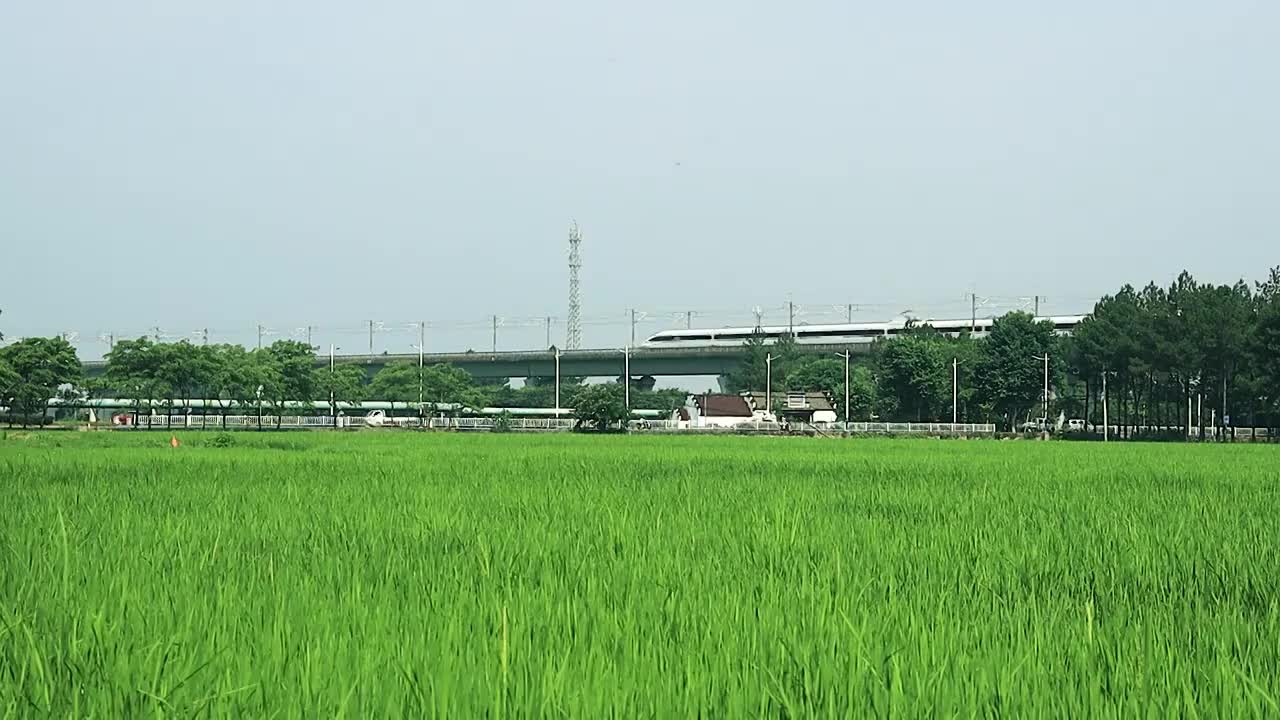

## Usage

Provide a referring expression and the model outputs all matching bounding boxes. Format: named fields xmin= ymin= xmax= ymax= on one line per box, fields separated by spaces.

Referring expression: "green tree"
xmin=873 ymin=328 xmax=951 ymax=422
xmin=724 ymin=330 xmax=768 ymax=392
xmin=725 ymin=330 xmax=799 ymax=393
xmin=104 ymin=338 xmax=166 ymax=424
xmin=786 ymin=357 xmax=879 ymax=421
xmin=318 ymin=364 xmax=367 ymax=420
xmin=525 ymin=375 xmax=585 ymax=388
xmin=490 ymin=383 xmax=555 ymax=408
xmin=368 ymin=363 xmax=490 ymax=413
xmin=0 ymin=336 xmax=81 ymax=425
xmin=151 ymin=341 xmax=218 ymax=426
xmin=0 ymin=358 xmax=20 ymax=418
xmin=1202 ymin=281 xmax=1254 ymax=439
xmin=573 ymin=383 xmax=629 ymax=431
xmin=629 ymin=388 xmax=687 ymax=414
xmin=368 ymin=363 xmax=421 ymax=403
xmin=770 ymin=333 xmax=801 ymax=380
xmin=262 ymin=340 xmax=317 ymax=410
xmin=1253 ymin=267 xmax=1280 ymax=431
xmin=974 ymin=312 xmax=1057 ymax=430
xmin=206 ymin=344 xmax=257 ymax=427
xmin=250 ymin=349 xmax=287 ymax=428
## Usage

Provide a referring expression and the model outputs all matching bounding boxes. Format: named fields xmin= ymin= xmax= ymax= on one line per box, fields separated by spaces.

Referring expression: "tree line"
xmin=0 ymin=333 xmax=685 ymax=427
xmin=724 ymin=266 xmax=1280 ymax=436
xmin=724 ymin=311 xmax=1059 ymax=429
xmin=3 ymin=265 xmax=1278 ymax=435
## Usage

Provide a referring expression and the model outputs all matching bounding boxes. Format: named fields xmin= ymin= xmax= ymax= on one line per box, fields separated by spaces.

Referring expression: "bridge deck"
xmin=81 ymin=343 xmax=873 ymax=378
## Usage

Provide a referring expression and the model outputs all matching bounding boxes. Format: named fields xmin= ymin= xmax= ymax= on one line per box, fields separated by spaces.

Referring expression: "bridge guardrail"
xmin=105 ymin=415 xmax=995 ymax=435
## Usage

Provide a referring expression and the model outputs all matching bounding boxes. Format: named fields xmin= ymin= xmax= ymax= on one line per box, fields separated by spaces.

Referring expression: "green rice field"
xmin=2 ymin=431 xmax=1279 ymax=717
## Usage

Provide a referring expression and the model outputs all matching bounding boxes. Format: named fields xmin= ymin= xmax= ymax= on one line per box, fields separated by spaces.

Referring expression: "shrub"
xmin=207 ymin=432 xmax=236 ymax=448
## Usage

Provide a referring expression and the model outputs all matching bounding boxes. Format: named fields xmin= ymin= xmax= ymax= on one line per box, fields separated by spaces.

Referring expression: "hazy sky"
xmin=3 ymin=0 xmax=1277 ymax=359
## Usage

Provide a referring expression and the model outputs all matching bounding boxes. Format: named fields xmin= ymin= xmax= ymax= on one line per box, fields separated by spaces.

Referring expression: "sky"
xmin=2 ymin=0 xmax=1277 ymax=367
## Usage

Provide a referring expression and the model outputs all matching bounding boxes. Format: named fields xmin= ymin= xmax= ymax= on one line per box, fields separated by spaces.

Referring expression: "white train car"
xmin=643 ymin=315 xmax=1087 ymax=348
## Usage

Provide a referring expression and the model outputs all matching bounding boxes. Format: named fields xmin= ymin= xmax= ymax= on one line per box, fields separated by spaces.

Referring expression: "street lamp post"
xmin=765 ymin=353 xmax=774 ymax=420
xmin=329 ymin=344 xmax=339 ymax=428
xmin=554 ymin=348 xmax=561 ymax=418
xmin=410 ymin=347 xmax=425 ymax=410
xmin=622 ymin=346 xmax=631 ymax=411
xmin=952 ymin=357 xmax=959 ymax=425
xmin=834 ymin=350 xmax=851 ymax=427
xmin=418 ymin=322 xmax=425 ymax=410
xmin=1102 ymin=369 xmax=1109 ymax=442
xmin=616 ymin=346 xmax=631 ymax=430
xmin=1033 ymin=353 xmax=1049 ymax=427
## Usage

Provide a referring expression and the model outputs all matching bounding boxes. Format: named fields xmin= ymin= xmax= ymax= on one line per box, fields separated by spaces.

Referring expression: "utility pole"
xmin=492 ymin=315 xmax=499 ymax=353
xmin=952 ymin=357 xmax=959 ymax=425
xmin=1034 ymin=296 xmax=1044 ymax=318
xmin=545 ymin=316 xmax=553 ymax=349
xmin=1044 ymin=353 xmax=1050 ymax=423
xmin=257 ymin=324 xmax=264 ymax=349
xmin=970 ymin=293 xmax=977 ymax=333
xmin=788 ymin=300 xmax=795 ymax=335
xmin=1222 ymin=373 xmax=1229 ymax=443
xmin=329 ymin=344 xmax=341 ymax=428
xmin=631 ymin=309 xmax=637 ymax=346
xmin=201 ymin=328 xmax=209 ymax=346
xmin=418 ymin=321 xmax=426 ymax=411
xmin=1033 ymin=353 xmax=1050 ymax=423
xmin=368 ymin=320 xmax=374 ymax=359
xmin=306 ymin=325 xmax=314 ymax=347
xmin=1102 ymin=369 xmax=1109 ymax=442
xmin=835 ymin=350 xmax=851 ymax=426
xmin=847 ymin=304 xmax=854 ymax=324
xmin=615 ymin=346 xmax=631 ymax=426
xmin=765 ymin=353 xmax=774 ymax=419
xmin=1198 ymin=392 xmax=1203 ymax=441
xmin=554 ymin=348 xmax=561 ymax=417
xmin=686 ymin=311 xmax=693 ymax=330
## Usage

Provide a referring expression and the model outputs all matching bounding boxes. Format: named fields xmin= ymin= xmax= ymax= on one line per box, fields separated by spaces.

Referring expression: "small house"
xmin=690 ymin=393 xmax=756 ymax=428
xmin=744 ymin=391 xmax=838 ymax=424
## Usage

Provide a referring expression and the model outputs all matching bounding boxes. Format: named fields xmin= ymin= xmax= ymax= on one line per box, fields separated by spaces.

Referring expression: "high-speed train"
xmin=643 ymin=315 xmax=1088 ymax=348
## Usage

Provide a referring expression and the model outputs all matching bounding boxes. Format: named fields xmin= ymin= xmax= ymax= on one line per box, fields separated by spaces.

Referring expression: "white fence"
xmin=817 ymin=422 xmax=995 ymax=434
xmin=109 ymin=414 xmax=995 ymax=435
xmin=118 ymin=414 xmax=334 ymax=430
xmin=677 ymin=421 xmax=994 ymax=434
xmin=112 ymin=414 xmax=583 ymax=431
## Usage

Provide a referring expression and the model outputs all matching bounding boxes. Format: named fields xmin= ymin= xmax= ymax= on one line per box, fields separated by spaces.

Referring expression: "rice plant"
xmin=2 ymin=432 xmax=1278 ymax=717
